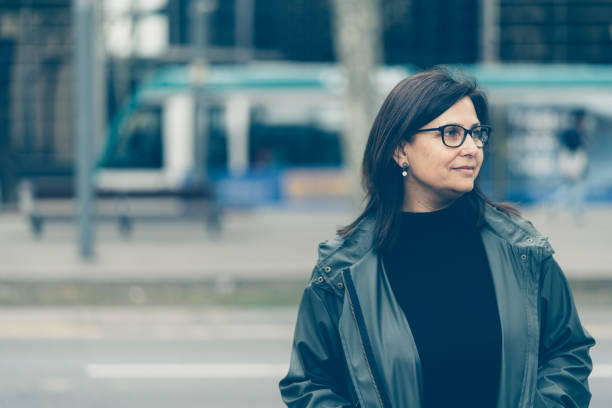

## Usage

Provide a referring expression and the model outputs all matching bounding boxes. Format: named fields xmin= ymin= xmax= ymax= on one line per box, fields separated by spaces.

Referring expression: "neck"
xmin=401 ymin=185 xmax=460 ymax=212
xmin=401 ymin=175 xmax=465 ymax=212
xmin=402 ymin=197 xmax=456 ymax=213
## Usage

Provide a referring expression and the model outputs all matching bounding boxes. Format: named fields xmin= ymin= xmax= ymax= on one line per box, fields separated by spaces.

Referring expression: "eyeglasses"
xmin=416 ymin=124 xmax=491 ymax=148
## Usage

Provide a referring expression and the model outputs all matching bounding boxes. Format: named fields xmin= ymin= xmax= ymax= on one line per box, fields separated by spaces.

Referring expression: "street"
xmin=0 ymin=305 xmax=610 ymax=408
xmin=0 ymin=307 xmax=293 ymax=408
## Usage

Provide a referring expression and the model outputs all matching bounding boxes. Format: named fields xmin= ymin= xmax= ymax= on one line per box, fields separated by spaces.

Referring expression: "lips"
xmin=453 ymin=166 xmax=476 ymax=175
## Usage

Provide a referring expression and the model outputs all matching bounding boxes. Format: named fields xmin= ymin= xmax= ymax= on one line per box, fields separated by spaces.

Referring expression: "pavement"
xmin=0 ymin=202 xmax=610 ymax=303
xmin=0 ymin=204 xmax=352 ymax=283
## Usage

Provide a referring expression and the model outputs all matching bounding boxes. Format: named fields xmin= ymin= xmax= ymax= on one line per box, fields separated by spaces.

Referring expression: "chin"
xmin=450 ymin=182 xmax=474 ymax=195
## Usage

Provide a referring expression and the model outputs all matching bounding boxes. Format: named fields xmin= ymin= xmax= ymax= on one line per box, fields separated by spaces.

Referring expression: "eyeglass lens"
xmin=442 ymin=125 xmax=488 ymax=147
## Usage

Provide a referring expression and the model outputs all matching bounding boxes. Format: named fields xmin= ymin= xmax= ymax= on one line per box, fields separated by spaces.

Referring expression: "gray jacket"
xmin=280 ymin=203 xmax=595 ymax=407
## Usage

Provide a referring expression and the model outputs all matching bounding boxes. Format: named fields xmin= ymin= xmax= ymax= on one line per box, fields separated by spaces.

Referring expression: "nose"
xmin=460 ymin=131 xmax=480 ymax=156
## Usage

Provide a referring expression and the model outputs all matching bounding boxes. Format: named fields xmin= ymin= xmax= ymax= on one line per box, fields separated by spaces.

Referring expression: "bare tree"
xmin=331 ymin=0 xmax=383 ymax=205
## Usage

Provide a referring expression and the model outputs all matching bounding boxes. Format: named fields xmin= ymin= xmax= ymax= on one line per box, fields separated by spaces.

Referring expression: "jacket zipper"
xmin=342 ymin=272 xmax=387 ymax=408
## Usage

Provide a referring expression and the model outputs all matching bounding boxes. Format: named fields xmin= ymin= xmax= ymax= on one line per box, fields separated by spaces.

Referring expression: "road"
xmin=0 ymin=307 xmax=292 ymax=408
xmin=0 ymin=305 xmax=610 ymax=408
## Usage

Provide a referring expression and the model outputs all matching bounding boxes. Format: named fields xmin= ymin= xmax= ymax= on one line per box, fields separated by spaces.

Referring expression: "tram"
xmin=98 ymin=63 xmax=612 ymax=206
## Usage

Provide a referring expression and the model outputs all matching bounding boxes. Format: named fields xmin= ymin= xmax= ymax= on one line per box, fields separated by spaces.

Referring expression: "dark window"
xmin=206 ymin=104 xmax=228 ymax=170
xmin=249 ymin=122 xmax=342 ymax=167
xmin=105 ymin=106 xmax=163 ymax=169
xmin=384 ymin=0 xmax=479 ymax=66
xmin=254 ymin=0 xmax=335 ymax=61
xmin=499 ymin=1 xmax=612 ymax=63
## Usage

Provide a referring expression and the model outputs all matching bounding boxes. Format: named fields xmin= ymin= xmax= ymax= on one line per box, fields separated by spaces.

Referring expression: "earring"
xmin=401 ymin=162 xmax=409 ymax=177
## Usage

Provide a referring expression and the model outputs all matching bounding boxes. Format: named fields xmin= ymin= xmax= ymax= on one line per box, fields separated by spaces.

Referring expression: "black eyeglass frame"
xmin=415 ymin=124 xmax=491 ymax=148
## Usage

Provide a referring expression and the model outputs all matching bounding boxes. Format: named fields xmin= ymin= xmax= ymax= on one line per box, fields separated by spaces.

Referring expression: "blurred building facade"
xmin=1 ymin=0 xmax=612 ymax=205
xmin=0 ymin=0 xmax=73 ymax=203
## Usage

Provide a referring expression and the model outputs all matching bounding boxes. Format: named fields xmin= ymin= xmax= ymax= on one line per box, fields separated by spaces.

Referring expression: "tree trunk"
xmin=330 ymin=0 xmax=383 ymax=207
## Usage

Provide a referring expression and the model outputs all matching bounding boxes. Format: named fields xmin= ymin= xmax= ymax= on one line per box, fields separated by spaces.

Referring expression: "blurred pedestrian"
xmin=279 ymin=68 xmax=594 ymax=407
xmin=554 ymin=108 xmax=590 ymax=222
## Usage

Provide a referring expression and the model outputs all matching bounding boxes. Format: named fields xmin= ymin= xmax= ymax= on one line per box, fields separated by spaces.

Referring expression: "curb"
xmin=0 ymin=276 xmax=609 ymax=306
xmin=0 ymin=278 xmax=307 ymax=307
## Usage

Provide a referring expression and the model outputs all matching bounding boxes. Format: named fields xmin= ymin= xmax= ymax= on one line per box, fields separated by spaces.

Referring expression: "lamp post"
xmin=73 ymin=0 xmax=95 ymax=259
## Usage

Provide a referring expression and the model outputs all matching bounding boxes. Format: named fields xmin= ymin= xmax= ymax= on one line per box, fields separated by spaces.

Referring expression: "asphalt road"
xmin=0 ymin=305 xmax=610 ymax=408
xmin=0 ymin=307 xmax=293 ymax=408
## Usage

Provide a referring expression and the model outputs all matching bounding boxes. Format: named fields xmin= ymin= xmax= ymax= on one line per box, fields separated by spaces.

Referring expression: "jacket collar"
xmin=314 ymin=201 xmax=554 ymax=293
xmin=481 ymin=203 xmax=554 ymax=257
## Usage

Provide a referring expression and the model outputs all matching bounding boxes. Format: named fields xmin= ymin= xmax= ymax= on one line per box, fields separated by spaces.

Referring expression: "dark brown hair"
xmin=338 ymin=67 xmax=519 ymax=253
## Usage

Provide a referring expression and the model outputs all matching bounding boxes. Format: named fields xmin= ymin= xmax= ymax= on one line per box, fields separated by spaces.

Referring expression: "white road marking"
xmin=592 ymin=364 xmax=612 ymax=379
xmin=87 ymin=363 xmax=612 ymax=380
xmin=0 ymin=322 xmax=293 ymax=340
xmin=86 ymin=363 xmax=288 ymax=379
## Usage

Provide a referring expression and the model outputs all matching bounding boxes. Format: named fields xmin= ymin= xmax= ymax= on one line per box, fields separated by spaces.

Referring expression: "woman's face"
xmin=394 ymin=96 xmax=484 ymax=209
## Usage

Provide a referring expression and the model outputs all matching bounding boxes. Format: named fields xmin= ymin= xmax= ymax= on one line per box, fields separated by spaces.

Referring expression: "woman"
xmin=279 ymin=68 xmax=595 ymax=408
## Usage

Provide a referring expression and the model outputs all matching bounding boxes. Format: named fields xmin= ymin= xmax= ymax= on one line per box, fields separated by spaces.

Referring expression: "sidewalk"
xmin=0 ymin=204 xmax=610 ymax=285
xmin=0 ymin=206 xmax=349 ymax=283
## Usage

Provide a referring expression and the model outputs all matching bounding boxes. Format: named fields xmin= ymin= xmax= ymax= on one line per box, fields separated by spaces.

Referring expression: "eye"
xmin=474 ymin=126 xmax=488 ymax=139
xmin=444 ymin=126 xmax=461 ymax=137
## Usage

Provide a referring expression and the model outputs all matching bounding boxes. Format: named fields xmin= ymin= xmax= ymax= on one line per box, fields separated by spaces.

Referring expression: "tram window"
xmin=206 ymin=105 xmax=228 ymax=170
xmin=249 ymin=123 xmax=342 ymax=168
xmin=105 ymin=106 xmax=163 ymax=168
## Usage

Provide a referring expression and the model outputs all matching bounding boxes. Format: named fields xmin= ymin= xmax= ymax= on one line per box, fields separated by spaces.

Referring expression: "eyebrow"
xmin=443 ymin=122 xmax=481 ymax=129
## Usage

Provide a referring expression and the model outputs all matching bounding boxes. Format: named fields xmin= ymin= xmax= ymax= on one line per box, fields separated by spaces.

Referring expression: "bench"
xmin=19 ymin=176 xmax=221 ymax=238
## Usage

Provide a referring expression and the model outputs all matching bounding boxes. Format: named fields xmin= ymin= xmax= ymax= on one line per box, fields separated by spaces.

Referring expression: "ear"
xmin=393 ymin=140 xmax=409 ymax=167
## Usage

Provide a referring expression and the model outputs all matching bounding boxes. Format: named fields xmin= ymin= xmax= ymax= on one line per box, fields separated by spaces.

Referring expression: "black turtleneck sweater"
xmin=382 ymin=197 xmax=501 ymax=408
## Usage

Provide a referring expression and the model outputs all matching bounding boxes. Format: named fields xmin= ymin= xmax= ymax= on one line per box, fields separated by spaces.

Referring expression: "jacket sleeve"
xmin=535 ymin=255 xmax=596 ymax=408
xmin=279 ymin=284 xmax=356 ymax=407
